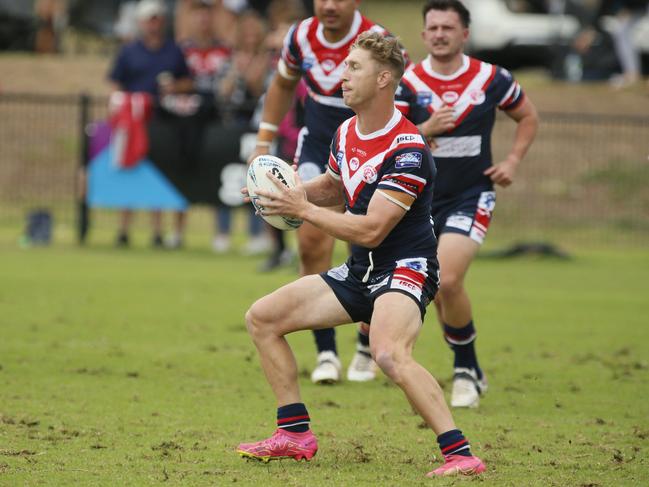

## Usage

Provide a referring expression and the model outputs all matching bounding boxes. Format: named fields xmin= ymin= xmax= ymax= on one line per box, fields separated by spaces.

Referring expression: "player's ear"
xmin=377 ymin=70 xmax=392 ymax=89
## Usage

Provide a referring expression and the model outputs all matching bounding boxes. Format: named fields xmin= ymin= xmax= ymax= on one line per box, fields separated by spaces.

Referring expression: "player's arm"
xmin=484 ymin=97 xmax=539 ymax=187
xmin=248 ymin=64 xmax=302 ymax=163
xmin=301 ymin=173 xmax=345 ymax=207
xmin=258 ymin=175 xmax=413 ymax=248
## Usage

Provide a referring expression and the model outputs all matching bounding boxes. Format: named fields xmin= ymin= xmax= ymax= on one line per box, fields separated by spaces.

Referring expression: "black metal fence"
xmin=1 ymin=92 xmax=648 ymax=248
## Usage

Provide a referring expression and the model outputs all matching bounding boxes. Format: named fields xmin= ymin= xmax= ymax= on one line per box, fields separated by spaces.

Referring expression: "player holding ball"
xmin=237 ymin=31 xmax=485 ymax=478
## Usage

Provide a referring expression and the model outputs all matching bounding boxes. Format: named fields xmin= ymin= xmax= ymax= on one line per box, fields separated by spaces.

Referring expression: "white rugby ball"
xmin=247 ymin=155 xmax=303 ymax=231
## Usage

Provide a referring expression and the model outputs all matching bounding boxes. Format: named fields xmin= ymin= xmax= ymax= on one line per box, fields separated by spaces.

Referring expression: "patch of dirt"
xmin=0 ymin=449 xmax=37 ymax=456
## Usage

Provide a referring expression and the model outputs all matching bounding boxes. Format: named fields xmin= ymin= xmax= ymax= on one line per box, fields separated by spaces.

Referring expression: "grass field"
xmin=1 ymin=241 xmax=648 ymax=486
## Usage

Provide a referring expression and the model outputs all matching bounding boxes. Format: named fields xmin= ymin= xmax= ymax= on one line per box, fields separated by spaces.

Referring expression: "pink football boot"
xmin=426 ymin=454 xmax=486 ymax=477
xmin=237 ymin=429 xmax=318 ymax=462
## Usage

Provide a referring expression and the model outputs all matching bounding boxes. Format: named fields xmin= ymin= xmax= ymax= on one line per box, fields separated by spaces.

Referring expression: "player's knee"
xmin=245 ymin=301 xmax=275 ymax=340
xmin=371 ymin=345 xmax=408 ymax=385
xmin=438 ymin=271 xmax=465 ymax=299
xmin=298 ymin=238 xmax=331 ymax=266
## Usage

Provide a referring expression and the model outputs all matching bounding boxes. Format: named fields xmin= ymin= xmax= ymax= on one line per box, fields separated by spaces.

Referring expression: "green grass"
xmin=1 ymin=242 xmax=648 ymax=486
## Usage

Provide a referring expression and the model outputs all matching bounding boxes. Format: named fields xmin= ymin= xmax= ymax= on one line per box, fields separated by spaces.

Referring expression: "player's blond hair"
xmin=350 ymin=31 xmax=405 ymax=87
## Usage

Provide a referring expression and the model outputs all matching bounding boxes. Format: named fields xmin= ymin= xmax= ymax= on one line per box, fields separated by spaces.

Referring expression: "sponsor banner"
xmin=432 ymin=136 xmax=482 ymax=158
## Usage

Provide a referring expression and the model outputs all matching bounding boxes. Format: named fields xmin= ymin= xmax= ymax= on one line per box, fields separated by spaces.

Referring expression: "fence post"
xmin=76 ymin=93 xmax=90 ymax=244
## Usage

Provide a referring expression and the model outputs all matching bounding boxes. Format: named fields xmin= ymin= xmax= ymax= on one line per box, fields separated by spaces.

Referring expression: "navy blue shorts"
xmin=320 ymin=258 xmax=439 ymax=324
xmin=432 ymin=188 xmax=496 ymax=245
xmin=294 ymin=127 xmax=330 ymax=182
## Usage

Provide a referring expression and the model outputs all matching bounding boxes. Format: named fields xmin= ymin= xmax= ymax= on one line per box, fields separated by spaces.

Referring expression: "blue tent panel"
xmin=87 ymin=147 xmax=188 ymax=210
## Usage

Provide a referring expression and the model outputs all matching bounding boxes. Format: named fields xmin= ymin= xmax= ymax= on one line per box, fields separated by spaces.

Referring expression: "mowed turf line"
xmin=0 ymin=245 xmax=647 ymax=486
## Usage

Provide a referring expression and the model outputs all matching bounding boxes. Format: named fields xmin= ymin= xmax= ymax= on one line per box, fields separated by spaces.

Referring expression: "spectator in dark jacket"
xmin=108 ymin=0 xmax=193 ymax=248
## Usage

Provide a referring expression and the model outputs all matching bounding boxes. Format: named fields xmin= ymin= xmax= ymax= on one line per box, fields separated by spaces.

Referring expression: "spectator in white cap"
xmin=107 ymin=0 xmax=193 ymax=248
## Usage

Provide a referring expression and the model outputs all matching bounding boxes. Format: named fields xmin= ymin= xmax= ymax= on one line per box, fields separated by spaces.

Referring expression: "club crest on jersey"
xmin=395 ymin=152 xmax=422 ymax=169
xmin=442 ymin=91 xmax=459 ymax=104
xmin=321 ymin=59 xmax=337 ymax=72
xmin=302 ymin=56 xmax=315 ymax=70
xmin=404 ymin=261 xmax=424 ymax=271
xmin=349 ymin=157 xmax=360 ymax=171
xmin=468 ymin=89 xmax=486 ymax=105
xmin=416 ymin=91 xmax=433 ymax=106
xmin=362 ymin=165 xmax=377 ymax=184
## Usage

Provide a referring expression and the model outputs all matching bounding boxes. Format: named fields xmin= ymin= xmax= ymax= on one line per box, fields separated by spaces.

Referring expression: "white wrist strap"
xmin=278 ymin=59 xmax=300 ymax=80
xmin=259 ymin=122 xmax=279 ymax=132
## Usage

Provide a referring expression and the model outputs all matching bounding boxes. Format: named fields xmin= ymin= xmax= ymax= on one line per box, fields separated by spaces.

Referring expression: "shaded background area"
xmin=0 ymin=0 xmax=648 ymax=249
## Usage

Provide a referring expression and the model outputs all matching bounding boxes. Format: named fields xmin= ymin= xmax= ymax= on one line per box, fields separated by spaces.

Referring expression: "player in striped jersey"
xmin=238 ymin=31 xmax=485 ymax=477
xmin=401 ymin=0 xmax=539 ymax=408
xmin=248 ymin=0 xmax=402 ymax=385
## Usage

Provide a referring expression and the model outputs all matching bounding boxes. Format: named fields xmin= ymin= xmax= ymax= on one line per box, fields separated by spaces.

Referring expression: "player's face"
xmin=314 ymin=0 xmax=359 ymax=33
xmin=421 ymin=9 xmax=468 ymax=61
xmin=341 ymin=48 xmax=381 ymax=109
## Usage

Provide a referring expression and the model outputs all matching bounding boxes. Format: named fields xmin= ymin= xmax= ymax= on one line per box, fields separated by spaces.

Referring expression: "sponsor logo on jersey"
xmin=327 ymin=263 xmax=349 ymax=281
xmin=396 ymin=134 xmax=417 ymax=144
xmin=351 ymin=147 xmax=367 ymax=157
xmin=302 ymin=56 xmax=315 ymax=70
xmin=349 ymin=157 xmax=360 ymax=171
xmin=468 ymin=89 xmax=486 ymax=105
xmin=367 ymin=275 xmax=390 ymax=294
xmin=336 ymin=151 xmax=344 ymax=164
xmin=321 ymin=59 xmax=336 ymax=72
xmin=395 ymin=152 xmax=422 ymax=169
xmin=362 ymin=165 xmax=377 ymax=184
xmin=393 ymin=279 xmax=418 ymax=292
xmin=442 ymin=91 xmax=459 ymax=104
xmin=416 ymin=91 xmax=433 ymax=106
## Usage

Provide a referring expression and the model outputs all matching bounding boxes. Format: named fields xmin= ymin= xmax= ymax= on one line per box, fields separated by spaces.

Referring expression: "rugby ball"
xmin=247 ymin=155 xmax=303 ymax=231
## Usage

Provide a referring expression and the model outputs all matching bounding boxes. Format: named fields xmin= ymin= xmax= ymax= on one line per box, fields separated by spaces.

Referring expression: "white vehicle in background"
xmin=462 ymin=0 xmax=649 ymax=74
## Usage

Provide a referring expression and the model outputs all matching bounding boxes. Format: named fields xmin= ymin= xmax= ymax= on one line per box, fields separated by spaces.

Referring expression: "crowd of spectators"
xmin=107 ymin=0 xmax=306 ymax=269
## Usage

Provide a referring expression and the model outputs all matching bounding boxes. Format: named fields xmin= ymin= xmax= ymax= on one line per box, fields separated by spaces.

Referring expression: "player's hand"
xmin=254 ymin=172 xmax=308 ymax=219
xmin=484 ymin=155 xmax=519 ymax=187
xmin=247 ymin=145 xmax=270 ymax=166
xmin=420 ymin=104 xmax=455 ymax=137
xmin=240 ymin=186 xmax=251 ymax=203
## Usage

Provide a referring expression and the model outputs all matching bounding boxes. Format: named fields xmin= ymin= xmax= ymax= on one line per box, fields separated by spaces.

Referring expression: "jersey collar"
xmin=354 ymin=108 xmax=401 ymax=141
xmin=423 ymin=54 xmax=470 ymax=80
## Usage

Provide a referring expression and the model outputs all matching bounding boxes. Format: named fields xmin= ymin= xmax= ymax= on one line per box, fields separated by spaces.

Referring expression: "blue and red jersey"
xmin=327 ymin=109 xmax=437 ymax=276
xmin=181 ymin=40 xmax=231 ymax=95
xmin=400 ymin=55 xmax=525 ymax=199
xmin=280 ymin=11 xmax=403 ymax=147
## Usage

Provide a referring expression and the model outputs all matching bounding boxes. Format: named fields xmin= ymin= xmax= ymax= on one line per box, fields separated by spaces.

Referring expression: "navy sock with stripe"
xmin=313 ymin=328 xmax=337 ymax=355
xmin=437 ymin=429 xmax=472 ymax=458
xmin=443 ymin=321 xmax=483 ymax=380
xmin=357 ymin=328 xmax=370 ymax=355
xmin=277 ymin=403 xmax=310 ymax=433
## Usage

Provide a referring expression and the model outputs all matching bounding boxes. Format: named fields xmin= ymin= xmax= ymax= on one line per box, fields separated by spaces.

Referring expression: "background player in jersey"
xmin=401 ymin=0 xmax=539 ymax=408
xmin=247 ymin=0 xmax=400 ymax=384
xmin=237 ymin=32 xmax=485 ymax=477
